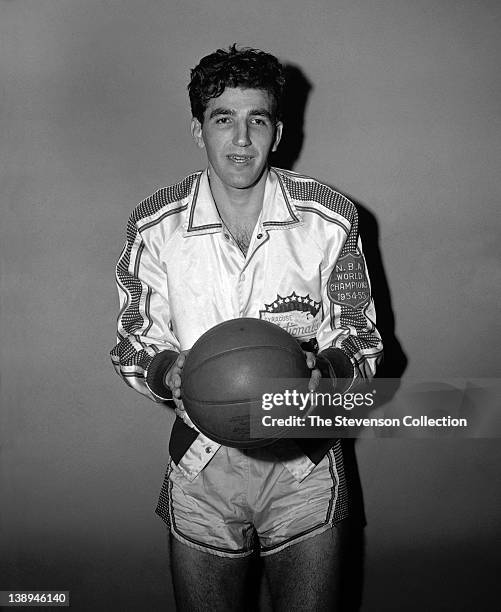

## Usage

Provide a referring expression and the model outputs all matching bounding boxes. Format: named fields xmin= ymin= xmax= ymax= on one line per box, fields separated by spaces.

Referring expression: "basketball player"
xmin=111 ymin=45 xmax=382 ymax=610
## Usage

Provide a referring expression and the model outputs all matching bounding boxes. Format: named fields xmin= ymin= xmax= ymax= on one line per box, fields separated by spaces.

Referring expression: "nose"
xmin=233 ymin=120 xmax=251 ymax=147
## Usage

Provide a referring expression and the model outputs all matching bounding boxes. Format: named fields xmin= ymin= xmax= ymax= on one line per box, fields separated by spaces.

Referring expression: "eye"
xmin=250 ymin=117 xmax=266 ymax=125
xmin=215 ymin=117 xmax=231 ymax=124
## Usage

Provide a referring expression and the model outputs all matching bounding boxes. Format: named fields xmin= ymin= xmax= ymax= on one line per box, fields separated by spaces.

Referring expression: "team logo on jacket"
xmin=259 ymin=292 xmax=321 ymax=339
xmin=327 ymin=251 xmax=370 ymax=309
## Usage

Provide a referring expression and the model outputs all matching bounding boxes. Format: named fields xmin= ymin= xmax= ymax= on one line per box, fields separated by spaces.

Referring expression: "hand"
xmin=304 ymin=350 xmax=321 ymax=392
xmin=304 ymin=351 xmax=337 ymax=393
xmin=164 ymin=350 xmax=189 ymax=399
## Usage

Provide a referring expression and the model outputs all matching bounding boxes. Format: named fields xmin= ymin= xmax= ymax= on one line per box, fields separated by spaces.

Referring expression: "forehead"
xmin=204 ymin=87 xmax=274 ymax=115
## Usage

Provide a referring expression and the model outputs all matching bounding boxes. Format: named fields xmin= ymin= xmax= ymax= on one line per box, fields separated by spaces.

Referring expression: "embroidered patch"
xmin=259 ymin=292 xmax=321 ymax=340
xmin=327 ymin=251 xmax=370 ymax=309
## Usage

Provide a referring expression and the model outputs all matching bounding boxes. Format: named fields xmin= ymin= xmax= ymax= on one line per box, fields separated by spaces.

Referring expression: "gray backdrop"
xmin=1 ymin=0 xmax=500 ymax=610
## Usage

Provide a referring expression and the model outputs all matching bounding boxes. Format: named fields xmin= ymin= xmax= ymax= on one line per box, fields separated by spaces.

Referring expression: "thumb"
xmin=308 ymin=368 xmax=322 ymax=392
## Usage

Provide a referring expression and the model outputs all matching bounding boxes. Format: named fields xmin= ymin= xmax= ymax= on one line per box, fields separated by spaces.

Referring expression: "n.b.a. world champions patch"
xmin=327 ymin=251 xmax=370 ymax=309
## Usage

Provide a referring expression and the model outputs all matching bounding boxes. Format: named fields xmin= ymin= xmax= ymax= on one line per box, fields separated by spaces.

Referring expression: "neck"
xmin=208 ymin=165 xmax=268 ymax=225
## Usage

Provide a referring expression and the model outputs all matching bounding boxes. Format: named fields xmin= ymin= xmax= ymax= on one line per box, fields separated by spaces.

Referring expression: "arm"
xmin=110 ymin=214 xmax=180 ymax=402
xmin=314 ymin=204 xmax=383 ymax=392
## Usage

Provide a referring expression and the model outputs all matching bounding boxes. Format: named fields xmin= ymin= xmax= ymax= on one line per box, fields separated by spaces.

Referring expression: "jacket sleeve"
xmin=110 ymin=214 xmax=180 ymax=402
xmin=315 ymin=204 xmax=383 ymax=392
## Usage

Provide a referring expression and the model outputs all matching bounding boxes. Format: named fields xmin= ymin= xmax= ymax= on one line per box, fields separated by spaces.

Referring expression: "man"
xmin=111 ymin=44 xmax=382 ymax=611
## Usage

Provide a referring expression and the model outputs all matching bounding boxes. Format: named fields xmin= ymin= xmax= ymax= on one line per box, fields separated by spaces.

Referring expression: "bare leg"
xmin=169 ymin=535 xmax=256 ymax=612
xmin=263 ymin=524 xmax=346 ymax=612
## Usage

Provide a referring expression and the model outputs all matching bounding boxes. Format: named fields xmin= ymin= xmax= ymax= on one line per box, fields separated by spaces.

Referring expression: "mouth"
xmin=227 ymin=154 xmax=254 ymax=164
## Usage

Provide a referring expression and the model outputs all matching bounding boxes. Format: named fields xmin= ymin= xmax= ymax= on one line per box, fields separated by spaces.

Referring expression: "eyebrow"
xmin=208 ymin=107 xmax=273 ymax=120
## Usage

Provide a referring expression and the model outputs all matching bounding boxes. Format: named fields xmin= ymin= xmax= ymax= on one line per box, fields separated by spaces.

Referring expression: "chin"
xmin=232 ymin=177 xmax=262 ymax=190
xmin=229 ymin=167 xmax=267 ymax=189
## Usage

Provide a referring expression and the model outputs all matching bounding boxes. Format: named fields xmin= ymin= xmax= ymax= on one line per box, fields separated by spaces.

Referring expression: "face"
xmin=191 ymin=87 xmax=283 ymax=191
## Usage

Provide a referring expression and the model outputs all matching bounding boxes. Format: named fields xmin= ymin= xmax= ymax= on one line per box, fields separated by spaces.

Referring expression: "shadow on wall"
xmin=271 ymin=63 xmax=408 ymax=612
xmin=271 ymin=64 xmax=312 ymax=171
xmin=273 ymin=63 xmax=408 ymax=381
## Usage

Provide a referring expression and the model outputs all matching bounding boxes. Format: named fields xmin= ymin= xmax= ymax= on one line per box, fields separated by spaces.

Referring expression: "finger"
xmin=164 ymin=369 xmax=174 ymax=389
xmin=172 ymin=373 xmax=181 ymax=388
xmin=308 ymin=368 xmax=322 ymax=392
xmin=304 ymin=351 xmax=316 ymax=369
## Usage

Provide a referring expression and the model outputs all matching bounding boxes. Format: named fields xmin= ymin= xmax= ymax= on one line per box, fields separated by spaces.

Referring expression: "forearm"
xmin=317 ymin=209 xmax=383 ymax=389
xmin=110 ymin=337 xmax=178 ymax=401
xmin=110 ymin=214 xmax=180 ymax=402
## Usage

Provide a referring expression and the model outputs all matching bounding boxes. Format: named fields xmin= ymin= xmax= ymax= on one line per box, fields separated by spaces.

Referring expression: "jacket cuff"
xmin=317 ymin=347 xmax=355 ymax=393
xmin=145 ymin=350 xmax=179 ymax=401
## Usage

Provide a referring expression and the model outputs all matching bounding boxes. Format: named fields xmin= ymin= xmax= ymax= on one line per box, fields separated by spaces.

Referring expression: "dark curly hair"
xmin=188 ymin=44 xmax=285 ymax=123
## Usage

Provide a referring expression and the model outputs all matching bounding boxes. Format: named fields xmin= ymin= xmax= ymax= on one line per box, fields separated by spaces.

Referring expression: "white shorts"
xmin=156 ymin=443 xmax=348 ymax=558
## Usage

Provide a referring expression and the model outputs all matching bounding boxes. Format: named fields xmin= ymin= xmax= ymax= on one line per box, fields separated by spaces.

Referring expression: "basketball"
xmin=181 ymin=318 xmax=310 ymax=448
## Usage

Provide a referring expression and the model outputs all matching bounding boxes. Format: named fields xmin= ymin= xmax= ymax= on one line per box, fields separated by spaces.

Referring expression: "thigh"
xmin=170 ymin=535 xmax=258 ymax=612
xmin=263 ymin=523 xmax=346 ymax=612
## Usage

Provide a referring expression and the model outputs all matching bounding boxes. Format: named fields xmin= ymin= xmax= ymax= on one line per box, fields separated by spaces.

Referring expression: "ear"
xmin=271 ymin=121 xmax=283 ymax=153
xmin=191 ymin=118 xmax=205 ymax=149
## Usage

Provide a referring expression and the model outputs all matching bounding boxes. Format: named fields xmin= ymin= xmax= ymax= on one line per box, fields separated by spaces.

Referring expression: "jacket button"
xmin=205 ymin=446 xmax=212 ymax=454
xmin=257 ymin=233 xmax=263 ymax=239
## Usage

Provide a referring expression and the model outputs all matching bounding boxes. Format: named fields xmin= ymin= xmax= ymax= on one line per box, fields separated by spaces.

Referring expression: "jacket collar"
xmin=183 ymin=168 xmax=302 ymax=237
